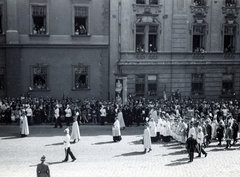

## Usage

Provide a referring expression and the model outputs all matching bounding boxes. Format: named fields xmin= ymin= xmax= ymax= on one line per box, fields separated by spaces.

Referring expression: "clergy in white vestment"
xmin=143 ymin=123 xmax=152 ymax=153
xmin=162 ymin=117 xmax=172 ymax=142
xmin=156 ymin=117 xmax=163 ymax=141
xmin=149 ymin=118 xmax=157 ymax=142
xmin=71 ymin=111 xmax=81 ymax=143
xmin=20 ymin=110 xmax=29 ymax=137
xmin=112 ymin=117 xmax=122 ymax=142
xmin=117 ymin=109 xmax=125 ymax=129
xmin=151 ymin=108 xmax=158 ymax=124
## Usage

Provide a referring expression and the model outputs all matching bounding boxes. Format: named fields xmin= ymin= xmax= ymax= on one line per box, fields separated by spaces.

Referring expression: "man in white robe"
xmin=20 ymin=110 xmax=29 ymax=137
xmin=143 ymin=123 xmax=152 ymax=153
xmin=112 ymin=117 xmax=121 ymax=142
xmin=149 ymin=118 xmax=157 ymax=142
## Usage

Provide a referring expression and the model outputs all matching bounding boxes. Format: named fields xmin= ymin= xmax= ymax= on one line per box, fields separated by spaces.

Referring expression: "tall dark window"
xmin=32 ymin=6 xmax=46 ymax=35
xmin=74 ymin=7 xmax=88 ymax=35
xmin=147 ymin=75 xmax=157 ymax=96
xmin=136 ymin=25 xmax=145 ymax=52
xmin=222 ymin=74 xmax=234 ymax=95
xmin=135 ymin=75 xmax=145 ymax=97
xmin=0 ymin=67 xmax=4 ymax=90
xmin=192 ymin=74 xmax=204 ymax=96
xmin=136 ymin=25 xmax=159 ymax=53
xmin=73 ymin=65 xmax=89 ymax=89
xmin=149 ymin=25 xmax=157 ymax=52
xmin=224 ymin=26 xmax=236 ymax=53
xmin=0 ymin=5 xmax=2 ymax=34
xmin=193 ymin=25 xmax=205 ymax=53
xmin=33 ymin=66 xmax=47 ymax=90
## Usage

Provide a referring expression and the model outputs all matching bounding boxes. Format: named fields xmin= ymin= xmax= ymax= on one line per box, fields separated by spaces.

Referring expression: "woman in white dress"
xmin=71 ymin=110 xmax=81 ymax=143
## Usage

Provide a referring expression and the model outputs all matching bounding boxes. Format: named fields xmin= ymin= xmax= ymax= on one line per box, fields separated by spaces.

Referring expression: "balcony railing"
xmin=119 ymin=52 xmax=239 ymax=63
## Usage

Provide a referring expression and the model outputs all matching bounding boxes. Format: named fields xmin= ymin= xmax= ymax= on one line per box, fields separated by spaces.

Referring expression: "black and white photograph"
xmin=0 ymin=0 xmax=240 ymax=177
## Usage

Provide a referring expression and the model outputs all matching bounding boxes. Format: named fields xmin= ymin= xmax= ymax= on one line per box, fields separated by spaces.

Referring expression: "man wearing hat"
xmin=62 ymin=128 xmax=76 ymax=162
xmin=186 ymin=132 xmax=197 ymax=162
xmin=36 ymin=155 xmax=50 ymax=177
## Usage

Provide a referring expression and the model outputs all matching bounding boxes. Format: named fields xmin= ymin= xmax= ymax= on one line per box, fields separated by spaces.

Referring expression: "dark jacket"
xmin=186 ymin=137 xmax=197 ymax=152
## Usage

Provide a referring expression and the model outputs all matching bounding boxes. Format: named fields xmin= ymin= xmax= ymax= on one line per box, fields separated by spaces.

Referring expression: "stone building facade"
xmin=110 ymin=0 xmax=240 ymax=100
xmin=0 ymin=0 xmax=240 ymax=101
xmin=0 ymin=0 xmax=110 ymax=100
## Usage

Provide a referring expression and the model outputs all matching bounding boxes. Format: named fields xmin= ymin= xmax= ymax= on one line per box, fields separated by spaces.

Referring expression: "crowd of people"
xmin=0 ymin=94 xmax=240 ymax=168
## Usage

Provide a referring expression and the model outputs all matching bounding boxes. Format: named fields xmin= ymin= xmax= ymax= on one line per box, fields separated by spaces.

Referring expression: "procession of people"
xmin=0 ymin=94 xmax=239 ymax=175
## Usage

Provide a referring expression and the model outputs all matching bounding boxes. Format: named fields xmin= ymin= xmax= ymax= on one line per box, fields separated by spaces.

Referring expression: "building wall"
xmin=113 ymin=0 xmax=240 ymax=100
xmin=2 ymin=0 xmax=110 ymax=100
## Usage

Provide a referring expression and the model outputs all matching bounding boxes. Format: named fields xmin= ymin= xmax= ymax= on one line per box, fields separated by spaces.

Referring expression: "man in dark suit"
xmin=186 ymin=133 xmax=198 ymax=162
xmin=36 ymin=155 xmax=50 ymax=177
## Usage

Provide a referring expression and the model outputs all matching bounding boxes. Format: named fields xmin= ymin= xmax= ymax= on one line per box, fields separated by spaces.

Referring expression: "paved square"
xmin=0 ymin=124 xmax=240 ymax=177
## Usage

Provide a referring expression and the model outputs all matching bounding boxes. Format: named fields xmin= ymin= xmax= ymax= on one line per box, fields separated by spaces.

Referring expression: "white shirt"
xmin=65 ymin=108 xmax=72 ymax=117
xmin=54 ymin=108 xmax=59 ymax=118
xmin=197 ymin=131 xmax=204 ymax=144
xmin=100 ymin=107 xmax=106 ymax=117
xmin=63 ymin=133 xmax=71 ymax=149
xmin=26 ymin=107 xmax=33 ymax=117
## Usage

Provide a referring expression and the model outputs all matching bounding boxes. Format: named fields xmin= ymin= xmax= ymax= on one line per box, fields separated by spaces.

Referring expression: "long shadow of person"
xmin=115 ymin=151 xmax=146 ymax=157
xmin=93 ymin=141 xmax=116 ymax=145
xmin=165 ymin=157 xmax=189 ymax=166
xmin=45 ymin=142 xmax=63 ymax=146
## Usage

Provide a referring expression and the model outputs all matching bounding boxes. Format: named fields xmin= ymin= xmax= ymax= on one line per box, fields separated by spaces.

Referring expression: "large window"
xmin=136 ymin=0 xmax=145 ymax=4
xmin=0 ymin=67 xmax=4 ymax=90
xmin=194 ymin=0 xmax=206 ymax=6
xmin=73 ymin=64 xmax=89 ymax=89
xmin=136 ymin=25 xmax=158 ymax=53
xmin=224 ymin=25 xmax=236 ymax=53
xmin=149 ymin=0 xmax=158 ymax=5
xmin=32 ymin=6 xmax=47 ymax=35
xmin=135 ymin=75 xmax=145 ymax=97
xmin=222 ymin=74 xmax=234 ymax=95
xmin=74 ymin=7 xmax=88 ymax=35
xmin=32 ymin=65 xmax=48 ymax=90
xmin=135 ymin=74 xmax=157 ymax=97
xmin=192 ymin=74 xmax=204 ymax=96
xmin=192 ymin=25 xmax=206 ymax=53
xmin=147 ymin=75 xmax=157 ymax=96
xmin=225 ymin=0 xmax=237 ymax=7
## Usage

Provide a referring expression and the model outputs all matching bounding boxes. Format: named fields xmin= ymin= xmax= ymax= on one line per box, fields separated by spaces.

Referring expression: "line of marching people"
xmin=140 ymin=108 xmax=239 ymax=161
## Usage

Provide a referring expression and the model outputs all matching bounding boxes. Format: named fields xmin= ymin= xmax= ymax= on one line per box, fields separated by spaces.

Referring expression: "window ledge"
xmin=71 ymin=34 xmax=91 ymax=37
xmin=191 ymin=95 xmax=205 ymax=99
xmin=29 ymin=88 xmax=50 ymax=92
xmin=219 ymin=94 xmax=236 ymax=98
xmin=72 ymin=88 xmax=91 ymax=91
xmin=29 ymin=34 xmax=50 ymax=37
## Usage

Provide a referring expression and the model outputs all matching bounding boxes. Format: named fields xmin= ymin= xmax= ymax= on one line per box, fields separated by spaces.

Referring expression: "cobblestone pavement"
xmin=0 ymin=124 xmax=240 ymax=177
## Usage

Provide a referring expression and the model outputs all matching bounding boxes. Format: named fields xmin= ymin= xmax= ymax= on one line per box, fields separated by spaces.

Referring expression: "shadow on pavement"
xmin=93 ymin=141 xmax=116 ymax=145
xmin=128 ymin=139 xmax=143 ymax=145
xmin=165 ymin=157 xmax=190 ymax=166
xmin=1 ymin=135 xmax=23 ymax=140
xmin=210 ymin=147 xmax=238 ymax=152
xmin=167 ymin=149 xmax=187 ymax=156
xmin=45 ymin=142 xmax=63 ymax=146
xmin=115 ymin=151 xmax=146 ymax=157
xmin=48 ymin=161 xmax=64 ymax=165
